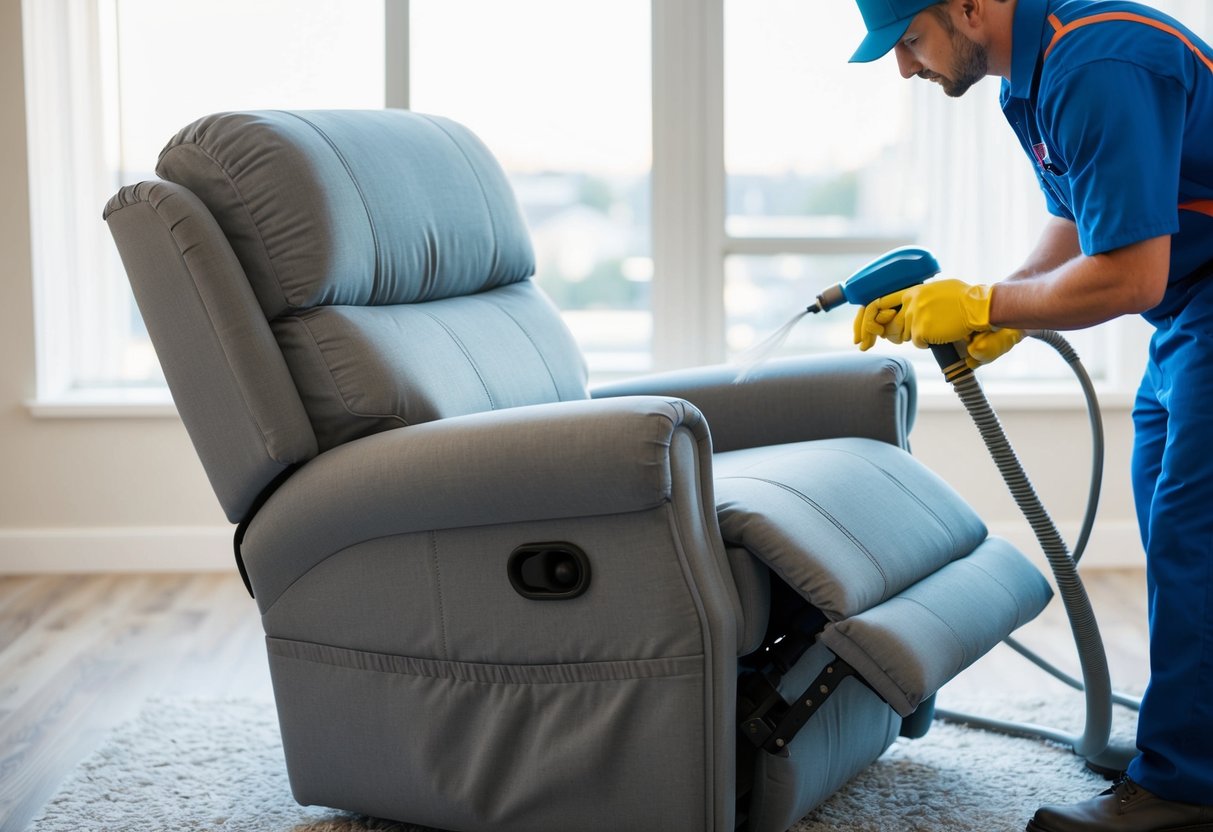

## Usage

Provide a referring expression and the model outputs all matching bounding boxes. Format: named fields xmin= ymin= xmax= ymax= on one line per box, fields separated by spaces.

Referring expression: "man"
xmin=847 ymin=0 xmax=1213 ymax=830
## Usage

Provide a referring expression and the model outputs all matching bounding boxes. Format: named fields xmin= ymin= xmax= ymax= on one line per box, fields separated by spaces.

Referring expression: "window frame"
xmin=24 ymin=0 xmax=1156 ymax=415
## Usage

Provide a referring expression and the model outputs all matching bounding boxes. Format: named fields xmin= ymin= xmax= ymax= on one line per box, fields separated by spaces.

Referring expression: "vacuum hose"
xmin=929 ymin=339 xmax=1113 ymax=762
xmin=930 ymin=335 xmax=1141 ymax=773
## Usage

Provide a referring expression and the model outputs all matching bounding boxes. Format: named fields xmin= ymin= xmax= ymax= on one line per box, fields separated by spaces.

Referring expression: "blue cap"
xmin=850 ymin=0 xmax=942 ymax=63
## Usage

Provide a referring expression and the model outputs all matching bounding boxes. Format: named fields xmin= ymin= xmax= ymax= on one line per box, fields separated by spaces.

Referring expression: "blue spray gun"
xmin=738 ymin=245 xmax=971 ymax=380
xmin=805 ymin=245 xmax=971 ymax=378
xmin=805 ymin=245 xmax=940 ymax=313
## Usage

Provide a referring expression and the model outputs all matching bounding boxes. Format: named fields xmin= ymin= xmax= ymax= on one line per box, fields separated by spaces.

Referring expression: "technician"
xmin=847 ymin=0 xmax=1213 ymax=830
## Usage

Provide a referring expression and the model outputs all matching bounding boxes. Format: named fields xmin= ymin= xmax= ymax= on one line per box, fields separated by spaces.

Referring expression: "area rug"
xmin=29 ymin=695 xmax=1137 ymax=832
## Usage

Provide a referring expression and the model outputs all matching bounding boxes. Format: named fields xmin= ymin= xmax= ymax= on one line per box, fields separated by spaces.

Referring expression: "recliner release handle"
xmin=508 ymin=543 xmax=591 ymax=600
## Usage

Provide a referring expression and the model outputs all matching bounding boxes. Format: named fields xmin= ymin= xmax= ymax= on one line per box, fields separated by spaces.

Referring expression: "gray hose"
xmin=943 ymin=341 xmax=1113 ymax=761
xmin=1028 ymin=330 xmax=1103 ymax=566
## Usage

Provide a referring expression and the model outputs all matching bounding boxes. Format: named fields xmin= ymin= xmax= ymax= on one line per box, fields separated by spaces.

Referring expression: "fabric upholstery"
xmin=155 ymin=109 xmax=589 ymax=450
xmin=157 ymin=110 xmax=536 ymax=317
xmin=245 ymin=397 xmax=713 ymax=611
xmin=103 ymin=180 xmax=317 ymax=521
xmin=255 ymin=394 xmax=740 ymax=832
xmin=593 ymin=353 xmax=916 ymax=451
xmin=106 ymin=108 xmax=1051 ymax=832
xmin=272 ymin=281 xmax=586 ymax=450
xmin=713 ymin=437 xmax=988 ymax=621
xmin=820 ymin=536 xmax=1053 ymax=716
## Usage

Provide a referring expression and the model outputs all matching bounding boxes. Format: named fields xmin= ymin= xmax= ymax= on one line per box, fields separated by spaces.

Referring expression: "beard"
xmin=923 ymin=14 xmax=989 ymax=97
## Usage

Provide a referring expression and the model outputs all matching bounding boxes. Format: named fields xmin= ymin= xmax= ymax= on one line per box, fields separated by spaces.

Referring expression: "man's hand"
xmin=965 ymin=328 xmax=1024 ymax=369
xmin=853 ymin=279 xmax=995 ymax=350
xmin=853 ymin=306 xmax=898 ymax=350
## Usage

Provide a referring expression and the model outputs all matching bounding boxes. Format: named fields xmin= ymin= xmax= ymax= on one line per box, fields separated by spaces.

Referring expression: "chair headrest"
xmin=157 ymin=110 xmax=536 ymax=319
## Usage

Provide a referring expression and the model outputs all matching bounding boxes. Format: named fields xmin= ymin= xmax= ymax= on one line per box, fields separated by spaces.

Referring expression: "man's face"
xmin=894 ymin=5 xmax=989 ymax=97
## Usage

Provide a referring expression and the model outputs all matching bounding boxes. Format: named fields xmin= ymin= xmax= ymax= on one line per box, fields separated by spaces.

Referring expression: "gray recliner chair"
xmin=104 ymin=109 xmax=1052 ymax=832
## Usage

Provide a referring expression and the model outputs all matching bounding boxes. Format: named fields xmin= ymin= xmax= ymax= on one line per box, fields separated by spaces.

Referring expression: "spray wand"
xmin=735 ymin=246 xmax=944 ymax=381
xmin=736 ymin=244 xmax=1131 ymax=774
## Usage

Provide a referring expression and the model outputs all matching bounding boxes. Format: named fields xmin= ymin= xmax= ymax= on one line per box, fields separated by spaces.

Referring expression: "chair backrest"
xmin=105 ymin=110 xmax=589 ymax=522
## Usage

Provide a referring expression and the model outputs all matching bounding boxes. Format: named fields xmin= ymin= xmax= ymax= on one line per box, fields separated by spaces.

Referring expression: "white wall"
xmin=0 ymin=0 xmax=1145 ymax=574
xmin=0 ymin=0 xmax=229 ymax=573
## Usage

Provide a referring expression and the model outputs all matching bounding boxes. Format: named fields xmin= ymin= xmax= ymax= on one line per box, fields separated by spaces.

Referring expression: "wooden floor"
xmin=0 ymin=569 xmax=1150 ymax=832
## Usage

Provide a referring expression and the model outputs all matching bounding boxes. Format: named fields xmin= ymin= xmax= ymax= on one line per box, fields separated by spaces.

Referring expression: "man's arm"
xmin=1005 ymin=216 xmax=1083 ymax=280
xmin=989 ymin=233 xmax=1171 ymax=330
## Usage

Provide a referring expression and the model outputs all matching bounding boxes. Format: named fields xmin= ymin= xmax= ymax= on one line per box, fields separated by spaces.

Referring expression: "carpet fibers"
xmin=29 ymin=696 xmax=1137 ymax=832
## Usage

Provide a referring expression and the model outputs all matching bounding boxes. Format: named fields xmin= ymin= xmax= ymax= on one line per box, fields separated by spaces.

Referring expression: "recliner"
xmin=104 ymin=109 xmax=1051 ymax=832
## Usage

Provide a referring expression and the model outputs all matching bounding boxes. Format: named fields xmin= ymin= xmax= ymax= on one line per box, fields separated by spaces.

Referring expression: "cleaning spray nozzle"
xmin=803 ymin=247 xmax=940 ymax=317
xmin=808 ymin=282 xmax=851 ymax=314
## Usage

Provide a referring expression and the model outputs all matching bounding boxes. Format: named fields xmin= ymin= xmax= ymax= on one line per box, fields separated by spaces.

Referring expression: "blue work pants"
xmin=1128 ymin=281 xmax=1213 ymax=804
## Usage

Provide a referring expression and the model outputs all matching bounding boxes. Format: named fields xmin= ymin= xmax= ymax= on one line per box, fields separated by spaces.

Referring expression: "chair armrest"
xmin=242 ymin=396 xmax=713 ymax=610
xmin=591 ymin=353 xmax=916 ymax=452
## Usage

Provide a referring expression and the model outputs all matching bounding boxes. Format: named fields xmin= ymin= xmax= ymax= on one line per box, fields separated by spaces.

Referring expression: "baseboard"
xmin=0 ymin=526 xmax=233 ymax=574
xmin=0 ymin=521 xmax=1144 ymax=575
xmin=988 ymin=520 xmax=1145 ymax=571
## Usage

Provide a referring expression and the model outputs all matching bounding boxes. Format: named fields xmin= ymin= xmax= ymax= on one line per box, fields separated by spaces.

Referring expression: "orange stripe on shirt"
xmin=1180 ymin=200 xmax=1213 ymax=218
xmin=1043 ymin=11 xmax=1213 ymax=75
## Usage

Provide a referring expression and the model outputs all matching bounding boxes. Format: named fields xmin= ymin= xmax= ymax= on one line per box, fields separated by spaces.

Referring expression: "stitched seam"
xmin=898 ymin=596 xmax=969 ymax=675
xmin=288 ymin=312 xmax=410 ymax=425
xmin=258 ymin=501 xmax=675 ymax=613
xmin=284 ymin=111 xmax=383 ymax=301
xmin=962 ymin=556 xmax=1029 ymax=626
xmin=268 ymin=638 xmax=703 ymax=684
xmin=417 ymin=114 xmax=503 ymax=282
xmin=416 ymin=308 xmax=496 ymax=408
xmin=431 ymin=530 xmax=449 ymax=661
xmin=719 ymin=474 xmax=889 ymax=595
xmin=162 ymin=142 xmax=290 ymax=313
xmin=661 ymin=500 xmax=718 ymax=830
xmin=132 ymin=197 xmax=279 ymax=453
xmin=475 ymin=290 xmax=563 ymax=399
xmin=812 ymin=446 xmax=960 ymax=551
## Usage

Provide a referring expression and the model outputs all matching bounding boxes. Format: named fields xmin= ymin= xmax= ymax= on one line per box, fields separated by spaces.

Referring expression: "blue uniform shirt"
xmin=1001 ymin=0 xmax=1213 ymax=321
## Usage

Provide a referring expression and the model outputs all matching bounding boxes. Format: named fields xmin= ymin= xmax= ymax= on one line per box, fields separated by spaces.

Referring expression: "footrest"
xmin=715 ymin=436 xmax=1053 ymax=718
xmin=715 ymin=437 xmax=990 ymax=620
xmin=819 ymin=536 xmax=1052 ymax=716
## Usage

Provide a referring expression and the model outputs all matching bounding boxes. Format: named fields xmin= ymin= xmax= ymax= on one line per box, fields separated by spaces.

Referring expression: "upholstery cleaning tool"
xmin=739 ymin=246 xmax=1140 ymax=774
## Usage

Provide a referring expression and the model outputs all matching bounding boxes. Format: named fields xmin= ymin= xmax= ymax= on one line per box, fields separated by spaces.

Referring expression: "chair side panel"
xmin=104 ymin=181 xmax=318 ymax=521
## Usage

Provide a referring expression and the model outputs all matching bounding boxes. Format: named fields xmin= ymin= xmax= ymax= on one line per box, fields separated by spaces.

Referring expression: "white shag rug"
xmin=29 ymin=696 xmax=1136 ymax=832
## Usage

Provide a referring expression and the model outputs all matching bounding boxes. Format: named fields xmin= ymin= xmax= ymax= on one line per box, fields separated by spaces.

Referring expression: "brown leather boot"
xmin=1027 ymin=777 xmax=1213 ymax=832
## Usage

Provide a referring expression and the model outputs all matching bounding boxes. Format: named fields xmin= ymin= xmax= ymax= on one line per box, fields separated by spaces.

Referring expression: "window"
xmin=26 ymin=0 xmax=1202 ymax=403
xmin=24 ymin=0 xmax=386 ymax=400
xmin=722 ymin=0 xmax=1099 ymax=388
xmin=409 ymin=0 xmax=652 ymax=375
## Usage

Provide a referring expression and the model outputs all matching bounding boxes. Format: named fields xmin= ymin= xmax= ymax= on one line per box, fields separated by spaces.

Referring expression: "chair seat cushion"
xmin=714 ymin=437 xmax=987 ymax=622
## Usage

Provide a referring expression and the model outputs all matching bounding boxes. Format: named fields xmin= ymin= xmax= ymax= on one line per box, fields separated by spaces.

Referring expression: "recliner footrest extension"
xmin=716 ymin=436 xmax=1053 ymax=717
xmin=820 ymin=536 xmax=1052 ymax=715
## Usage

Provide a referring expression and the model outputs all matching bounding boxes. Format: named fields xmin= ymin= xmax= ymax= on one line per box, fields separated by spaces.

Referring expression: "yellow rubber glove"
xmin=965 ymin=328 xmax=1024 ymax=369
xmin=853 ymin=307 xmax=898 ymax=350
xmin=862 ymin=279 xmax=994 ymax=349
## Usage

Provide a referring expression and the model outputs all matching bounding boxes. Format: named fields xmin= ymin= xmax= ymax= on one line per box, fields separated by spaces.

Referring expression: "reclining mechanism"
xmin=105 ymin=108 xmax=1054 ymax=832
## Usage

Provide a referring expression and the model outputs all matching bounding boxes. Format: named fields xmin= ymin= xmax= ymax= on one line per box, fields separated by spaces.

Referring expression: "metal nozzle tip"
xmin=806 ymin=302 xmax=823 ymax=314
